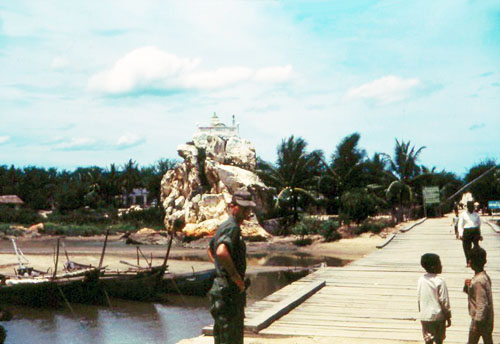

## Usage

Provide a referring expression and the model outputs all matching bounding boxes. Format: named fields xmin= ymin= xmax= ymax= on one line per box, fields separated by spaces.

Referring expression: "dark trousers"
xmin=468 ymin=320 xmax=493 ymax=344
xmin=209 ymin=277 xmax=245 ymax=344
xmin=462 ymin=228 xmax=481 ymax=264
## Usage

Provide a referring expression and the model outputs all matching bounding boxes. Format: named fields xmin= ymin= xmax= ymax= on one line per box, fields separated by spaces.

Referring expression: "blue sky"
xmin=1 ymin=1 xmax=499 ymax=176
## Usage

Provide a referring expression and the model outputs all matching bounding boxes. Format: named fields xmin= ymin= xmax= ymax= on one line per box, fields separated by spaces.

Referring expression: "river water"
xmin=0 ymin=254 xmax=349 ymax=344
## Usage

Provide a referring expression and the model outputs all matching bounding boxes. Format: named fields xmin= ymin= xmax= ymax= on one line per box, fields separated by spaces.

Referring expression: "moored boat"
xmin=162 ymin=268 xmax=215 ymax=296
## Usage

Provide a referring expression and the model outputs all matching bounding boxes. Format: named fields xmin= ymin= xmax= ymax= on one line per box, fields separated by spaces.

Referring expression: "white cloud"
xmin=183 ymin=67 xmax=253 ymax=89
xmin=88 ymin=46 xmax=293 ymax=95
xmin=88 ymin=46 xmax=200 ymax=94
xmin=54 ymin=138 xmax=97 ymax=150
xmin=254 ymin=65 xmax=293 ymax=83
xmin=0 ymin=136 xmax=10 ymax=144
xmin=347 ymin=75 xmax=421 ymax=104
xmin=116 ymin=133 xmax=145 ymax=149
xmin=51 ymin=57 xmax=69 ymax=70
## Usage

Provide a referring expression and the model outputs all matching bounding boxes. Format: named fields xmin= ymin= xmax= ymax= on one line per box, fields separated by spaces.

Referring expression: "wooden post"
xmin=52 ymin=238 xmax=60 ymax=279
xmin=161 ymin=234 xmax=173 ymax=274
xmin=98 ymin=229 xmax=110 ymax=269
xmin=422 ymin=187 xmax=427 ymax=218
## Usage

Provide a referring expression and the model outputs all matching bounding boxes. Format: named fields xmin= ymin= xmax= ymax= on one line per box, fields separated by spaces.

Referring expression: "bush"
xmin=318 ymin=220 xmax=341 ymax=242
xmin=293 ymin=237 xmax=313 ymax=246
xmin=292 ymin=217 xmax=323 ymax=238
xmin=355 ymin=219 xmax=395 ymax=235
xmin=43 ymin=222 xmax=137 ymax=236
xmin=119 ymin=206 xmax=165 ymax=227
xmin=48 ymin=208 xmax=115 ymax=225
xmin=340 ymin=189 xmax=378 ymax=225
xmin=0 ymin=206 xmax=41 ymax=225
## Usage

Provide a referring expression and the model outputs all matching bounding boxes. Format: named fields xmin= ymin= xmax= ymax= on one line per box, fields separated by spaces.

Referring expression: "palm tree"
xmin=120 ymin=159 xmax=141 ymax=206
xmin=381 ymin=139 xmax=426 ymax=222
xmin=317 ymin=133 xmax=369 ymax=214
xmin=257 ymin=136 xmax=322 ymax=227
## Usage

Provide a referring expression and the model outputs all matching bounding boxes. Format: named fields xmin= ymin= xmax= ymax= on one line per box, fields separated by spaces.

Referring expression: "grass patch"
xmin=293 ymin=237 xmax=313 ymax=246
xmin=354 ymin=219 xmax=395 ymax=235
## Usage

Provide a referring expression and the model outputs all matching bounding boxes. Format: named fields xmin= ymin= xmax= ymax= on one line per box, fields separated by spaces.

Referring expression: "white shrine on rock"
xmin=196 ymin=113 xmax=239 ymax=138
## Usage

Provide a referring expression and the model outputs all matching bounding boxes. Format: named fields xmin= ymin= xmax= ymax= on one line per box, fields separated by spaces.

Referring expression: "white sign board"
xmin=423 ymin=186 xmax=440 ymax=205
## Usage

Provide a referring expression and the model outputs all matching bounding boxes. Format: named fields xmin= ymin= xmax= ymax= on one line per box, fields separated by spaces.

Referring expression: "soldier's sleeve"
xmin=209 ymin=237 xmax=215 ymax=256
xmin=215 ymin=224 xmax=238 ymax=256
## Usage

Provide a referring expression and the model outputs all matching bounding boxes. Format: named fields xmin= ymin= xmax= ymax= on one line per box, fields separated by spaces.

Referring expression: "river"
xmin=0 ymin=254 xmax=349 ymax=344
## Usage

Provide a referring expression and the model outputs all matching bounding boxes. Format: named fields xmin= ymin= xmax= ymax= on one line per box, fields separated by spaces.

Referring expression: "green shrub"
xmin=355 ymin=219 xmax=395 ymax=235
xmin=340 ymin=189 xmax=378 ymax=225
xmin=48 ymin=208 xmax=115 ymax=225
xmin=318 ymin=220 xmax=341 ymax=242
xmin=292 ymin=217 xmax=323 ymax=237
xmin=119 ymin=206 xmax=165 ymax=227
xmin=293 ymin=237 xmax=313 ymax=246
xmin=0 ymin=206 xmax=41 ymax=225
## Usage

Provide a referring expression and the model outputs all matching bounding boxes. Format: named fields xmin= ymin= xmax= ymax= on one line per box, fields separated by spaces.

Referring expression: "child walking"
xmin=463 ymin=247 xmax=494 ymax=344
xmin=417 ymin=253 xmax=452 ymax=344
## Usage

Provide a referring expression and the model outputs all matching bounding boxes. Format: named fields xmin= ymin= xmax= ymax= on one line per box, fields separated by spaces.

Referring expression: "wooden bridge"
xmin=205 ymin=216 xmax=500 ymax=343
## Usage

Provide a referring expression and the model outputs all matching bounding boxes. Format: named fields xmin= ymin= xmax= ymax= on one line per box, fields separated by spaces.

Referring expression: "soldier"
xmin=207 ymin=190 xmax=255 ymax=344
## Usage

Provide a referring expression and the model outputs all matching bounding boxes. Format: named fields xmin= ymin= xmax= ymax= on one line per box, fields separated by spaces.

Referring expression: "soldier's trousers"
xmin=209 ymin=277 xmax=246 ymax=344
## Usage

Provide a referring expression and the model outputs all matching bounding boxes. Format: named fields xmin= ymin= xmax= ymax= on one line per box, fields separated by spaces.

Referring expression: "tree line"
xmin=1 ymin=133 xmax=499 ymax=229
xmin=0 ymin=159 xmax=177 ymax=211
xmin=257 ymin=133 xmax=500 ymax=227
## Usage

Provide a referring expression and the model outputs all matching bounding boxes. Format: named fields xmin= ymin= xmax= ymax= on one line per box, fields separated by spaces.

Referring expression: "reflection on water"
xmin=175 ymin=252 xmax=350 ymax=268
xmin=247 ymin=252 xmax=348 ymax=267
xmin=2 ymin=298 xmax=212 ymax=344
xmin=0 ymin=269 xmax=314 ymax=344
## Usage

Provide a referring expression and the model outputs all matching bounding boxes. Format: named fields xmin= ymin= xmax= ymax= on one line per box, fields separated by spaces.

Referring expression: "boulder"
xmin=161 ymin=127 xmax=273 ymax=238
xmin=28 ymin=223 xmax=44 ymax=233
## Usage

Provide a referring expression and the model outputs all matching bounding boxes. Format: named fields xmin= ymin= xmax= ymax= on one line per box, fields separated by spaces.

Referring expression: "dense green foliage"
xmin=0 ymin=159 xmax=177 ymax=211
xmin=2 ymin=133 xmax=499 ymax=238
xmin=292 ymin=217 xmax=341 ymax=244
xmin=259 ymin=133 xmax=470 ymax=230
xmin=257 ymin=136 xmax=323 ymax=229
xmin=464 ymin=160 xmax=500 ymax=209
xmin=340 ymin=188 xmax=379 ymax=225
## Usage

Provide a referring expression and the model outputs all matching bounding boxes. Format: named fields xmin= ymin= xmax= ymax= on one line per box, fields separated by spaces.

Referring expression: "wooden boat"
xmin=162 ymin=268 xmax=215 ymax=296
xmin=0 ymin=267 xmax=105 ymax=308
xmin=99 ymin=265 xmax=167 ymax=301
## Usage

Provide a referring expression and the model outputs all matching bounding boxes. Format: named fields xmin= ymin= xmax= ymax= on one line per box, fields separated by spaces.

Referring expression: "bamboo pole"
xmin=98 ymin=229 xmax=110 ymax=269
xmin=161 ymin=234 xmax=174 ymax=275
xmin=52 ymin=238 xmax=60 ymax=279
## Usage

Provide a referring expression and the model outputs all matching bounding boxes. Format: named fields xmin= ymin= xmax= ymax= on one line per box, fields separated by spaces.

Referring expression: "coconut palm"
xmin=381 ymin=139 xmax=426 ymax=222
xmin=120 ymin=159 xmax=141 ymax=206
xmin=257 ymin=136 xmax=322 ymax=227
xmin=316 ymin=133 xmax=370 ymax=214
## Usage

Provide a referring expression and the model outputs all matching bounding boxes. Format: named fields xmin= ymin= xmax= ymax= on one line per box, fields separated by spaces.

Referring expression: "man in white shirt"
xmin=458 ymin=201 xmax=482 ymax=267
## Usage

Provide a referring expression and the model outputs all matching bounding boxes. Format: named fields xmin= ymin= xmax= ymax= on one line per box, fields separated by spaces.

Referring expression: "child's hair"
xmin=469 ymin=246 xmax=487 ymax=268
xmin=421 ymin=253 xmax=440 ymax=272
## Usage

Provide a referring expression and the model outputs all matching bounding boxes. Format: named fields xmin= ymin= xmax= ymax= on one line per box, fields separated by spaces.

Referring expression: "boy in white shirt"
xmin=417 ymin=253 xmax=452 ymax=344
xmin=458 ymin=201 xmax=482 ymax=267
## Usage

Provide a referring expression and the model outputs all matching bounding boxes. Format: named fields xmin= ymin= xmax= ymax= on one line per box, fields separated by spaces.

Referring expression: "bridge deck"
xmin=249 ymin=216 xmax=500 ymax=343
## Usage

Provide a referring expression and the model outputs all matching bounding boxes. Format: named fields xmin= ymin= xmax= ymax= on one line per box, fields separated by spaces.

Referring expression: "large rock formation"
xmin=161 ymin=130 xmax=272 ymax=238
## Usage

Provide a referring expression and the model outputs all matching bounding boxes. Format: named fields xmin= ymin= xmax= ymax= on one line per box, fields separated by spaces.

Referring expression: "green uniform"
xmin=208 ymin=216 xmax=247 ymax=344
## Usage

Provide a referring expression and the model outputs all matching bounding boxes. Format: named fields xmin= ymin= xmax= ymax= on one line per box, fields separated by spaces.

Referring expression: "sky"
xmin=1 ymin=0 xmax=499 ymax=176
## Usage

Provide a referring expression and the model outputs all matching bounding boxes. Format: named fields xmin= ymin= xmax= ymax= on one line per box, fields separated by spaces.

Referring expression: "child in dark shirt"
xmin=463 ymin=247 xmax=494 ymax=344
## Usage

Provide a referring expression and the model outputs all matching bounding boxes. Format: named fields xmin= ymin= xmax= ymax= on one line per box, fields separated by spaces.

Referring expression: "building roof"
xmin=0 ymin=195 xmax=24 ymax=204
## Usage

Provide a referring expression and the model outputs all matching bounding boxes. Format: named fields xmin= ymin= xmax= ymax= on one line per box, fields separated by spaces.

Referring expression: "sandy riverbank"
xmin=0 ymin=218 xmax=421 ymax=277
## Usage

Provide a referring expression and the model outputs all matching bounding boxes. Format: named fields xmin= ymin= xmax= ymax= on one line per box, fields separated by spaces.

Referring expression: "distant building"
xmin=0 ymin=195 xmax=24 ymax=210
xmin=123 ymin=188 xmax=149 ymax=206
xmin=196 ymin=112 xmax=239 ymax=138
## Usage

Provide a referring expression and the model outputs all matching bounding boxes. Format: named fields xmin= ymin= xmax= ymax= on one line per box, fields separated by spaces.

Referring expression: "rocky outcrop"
xmin=121 ymin=228 xmax=170 ymax=245
xmin=161 ymin=131 xmax=272 ymax=238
